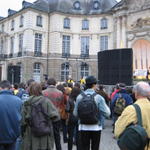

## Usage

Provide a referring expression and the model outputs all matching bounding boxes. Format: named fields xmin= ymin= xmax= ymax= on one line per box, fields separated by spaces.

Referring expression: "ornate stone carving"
xmin=131 ymin=17 xmax=150 ymax=29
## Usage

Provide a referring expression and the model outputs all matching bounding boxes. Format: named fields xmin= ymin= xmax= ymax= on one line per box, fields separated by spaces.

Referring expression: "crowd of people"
xmin=0 ymin=76 xmax=149 ymax=150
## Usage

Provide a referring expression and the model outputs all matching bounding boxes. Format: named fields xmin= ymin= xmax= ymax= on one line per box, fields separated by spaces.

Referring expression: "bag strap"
xmin=133 ymin=104 xmax=143 ymax=126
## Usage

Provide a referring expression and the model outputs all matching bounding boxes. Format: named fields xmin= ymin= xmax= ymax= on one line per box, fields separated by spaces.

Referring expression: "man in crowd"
xmin=111 ymin=83 xmax=133 ymax=128
xmin=0 ymin=80 xmax=22 ymax=150
xmin=114 ymin=81 xmax=150 ymax=150
xmin=43 ymin=78 xmax=63 ymax=150
xmin=73 ymin=76 xmax=110 ymax=150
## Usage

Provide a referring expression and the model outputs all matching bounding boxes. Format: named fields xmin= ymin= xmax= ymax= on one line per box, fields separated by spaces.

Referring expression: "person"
xmin=0 ymin=80 xmax=22 ymax=150
xmin=111 ymin=83 xmax=133 ymax=130
xmin=73 ymin=76 xmax=110 ymax=150
xmin=114 ymin=81 xmax=150 ymax=150
xmin=96 ymin=84 xmax=110 ymax=129
xmin=21 ymin=82 xmax=60 ymax=150
xmin=57 ymin=84 xmax=69 ymax=143
xmin=43 ymin=78 xmax=63 ymax=150
xmin=66 ymin=87 xmax=81 ymax=150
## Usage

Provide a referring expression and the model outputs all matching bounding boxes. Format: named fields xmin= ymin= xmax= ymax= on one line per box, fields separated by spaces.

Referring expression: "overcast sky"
xmin=0 ymin=0 xmax=121 ymax=17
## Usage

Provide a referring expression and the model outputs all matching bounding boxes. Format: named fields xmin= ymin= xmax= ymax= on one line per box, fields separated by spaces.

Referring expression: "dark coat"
xmin=21 ymin=95 xmax=60 ymax=150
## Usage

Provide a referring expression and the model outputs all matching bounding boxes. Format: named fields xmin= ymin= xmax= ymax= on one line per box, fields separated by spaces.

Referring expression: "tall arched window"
xmin=33 ymin=62 xmax=41 ymax=82
xmin=61 ymin=62 xmax=70 ymax=81
xmin=80 ymin=63 xmax=89 ymax=78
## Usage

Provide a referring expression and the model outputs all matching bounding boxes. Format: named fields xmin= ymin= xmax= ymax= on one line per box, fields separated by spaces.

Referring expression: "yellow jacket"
xmin=114 ymin=98 xmax=150 ymax=150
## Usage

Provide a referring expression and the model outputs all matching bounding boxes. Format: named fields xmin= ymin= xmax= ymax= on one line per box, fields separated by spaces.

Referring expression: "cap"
xmin=85 ymin=76 xmax=97 ymax=85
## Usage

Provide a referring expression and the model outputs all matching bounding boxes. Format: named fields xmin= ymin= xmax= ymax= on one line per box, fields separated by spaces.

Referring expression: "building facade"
xmin=0 ymin=0 xmax=150 ymax=83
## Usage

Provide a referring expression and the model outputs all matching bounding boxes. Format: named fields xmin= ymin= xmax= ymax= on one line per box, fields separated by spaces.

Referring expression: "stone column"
xmin=122 ymin=16 xmax=127 ymax=48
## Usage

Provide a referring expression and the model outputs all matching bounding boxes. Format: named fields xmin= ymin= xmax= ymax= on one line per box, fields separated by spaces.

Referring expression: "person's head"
xmin=117 ymin=83 xmax=126 ymax=90
xmin=18 ymin=82 xmax=26 ymax=89
xmin=133 ymin=81 xmax=150 ymax=99
xmin=70 ymin=87 xmax=81 ymax=100
xmin=14 ymin=83 xmax=19 ymax=89
xmin=29 ymin=82 xmax=42 ymax=96
xmin=0 ymin=80 xmax=11 ymax=90
xmin=47 ymin=78 xmax=56 ymax=86
xmin=85 ymin=76 xmax=97 ymax=89
xmin=57 ymin=84 xmax=65 ymax=93
xmin=27 ymin=79 xmax=35 ymax=87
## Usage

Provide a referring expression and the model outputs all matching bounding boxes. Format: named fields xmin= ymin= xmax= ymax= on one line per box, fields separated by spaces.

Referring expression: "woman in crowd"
xmin=21 ymin=82 xmax=60 ymax=150
xmin=66 ymin=87 xmax=81 ymax=150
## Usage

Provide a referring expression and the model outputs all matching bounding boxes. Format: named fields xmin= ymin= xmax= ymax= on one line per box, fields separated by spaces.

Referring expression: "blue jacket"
xmin=0 ymin=90 xmax=22 ymax=144
xmin=111 ymin=89 xmax=133 ymax=112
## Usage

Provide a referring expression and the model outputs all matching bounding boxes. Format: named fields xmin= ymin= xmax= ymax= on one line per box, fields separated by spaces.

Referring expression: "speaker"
xmin=98 ymin=49 xmax=133 ymax=85
xmin=7 ymin=66 xmax=21 ymax=84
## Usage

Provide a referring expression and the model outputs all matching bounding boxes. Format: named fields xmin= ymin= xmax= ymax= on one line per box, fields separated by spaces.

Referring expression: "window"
xmin=62 ymin=35 xmax=70 ymax=57
xmin=36 ymin=16 xmax=42 ymax=27
xmin=101 ymin=18 xmax=108 ymax=29
xmin=0 ymin=38 xmax=4 ymax=54
xmin=80 ymin=63 xmax=89 ymax=78
xmin=19 ymin=34 xmax=23 ymax=52
xmin=1 ymin=24 xmax=4 ymax=32
xmin=73 ymin=1 xmax=81 ymax=10
xmin=64 ymin=18 xmax=70 ymax=29
xmin=61 ymin=62 xmax=69 ymax=81
xmin=20 ymin=15 xmax=24 ymax=27
xmin=82 ymin=19 xmax=89 ymax=30
xmin=10 ymin=36 xmax=14 ymax=54
xmin=11 ymin=20 xmax=15 ymax=30
xmin=33 ymin=63 xmax=41 ymax=82
xmin=100 ymin=36 xmax=108 ymax=51
xmin=81 ymin=36 xmax=89 ymax=58
xmin=34 ymin=33 xmax=42 ymax=53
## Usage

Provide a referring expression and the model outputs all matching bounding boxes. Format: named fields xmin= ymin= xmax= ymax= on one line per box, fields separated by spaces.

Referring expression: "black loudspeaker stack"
xmin=7 ymin=66 xmax=21 ymax=84
xmin=98 ymin=49 xmax=133 ymax=85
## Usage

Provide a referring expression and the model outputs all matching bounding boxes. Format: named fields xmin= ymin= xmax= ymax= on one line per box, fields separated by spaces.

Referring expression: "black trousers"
xmin=52 ymin=120 xmax=62 ymax=150
xmin=79 ymin=130 xmax=101 ymax=150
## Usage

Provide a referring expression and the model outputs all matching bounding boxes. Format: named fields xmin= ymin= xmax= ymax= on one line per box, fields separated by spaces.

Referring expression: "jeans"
xmin=61 ymin=119 xmax=68 ymax=143
xmin=52 ymin=120 xmax=62 ymax=150
xmin=79 ymin=130 xmax=101 ymax=150
xmin=0 ymin=142 xmax=16 ymax=150
xmin=15 ymin=137 xmax=22 ymax=150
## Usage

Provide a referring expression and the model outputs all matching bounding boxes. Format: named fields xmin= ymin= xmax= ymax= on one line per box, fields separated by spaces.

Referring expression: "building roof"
xmin=23 ymin=0 xmax=118 ymax=15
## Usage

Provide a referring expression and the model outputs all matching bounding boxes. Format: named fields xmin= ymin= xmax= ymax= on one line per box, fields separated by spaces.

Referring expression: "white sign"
xmin=133 ymin=69 xmax=147 ymax=77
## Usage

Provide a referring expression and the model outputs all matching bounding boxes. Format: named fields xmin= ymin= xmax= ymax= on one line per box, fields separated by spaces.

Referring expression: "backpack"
xmin=114 ymin=93 xmax=126 ymax=115
xmin=78 ymin=92 xmax=99 ymax=124
xmin=29 ymin=97 xmax=52 ymax=137
xmin=118 ymin=104 xmax=150 ymax=150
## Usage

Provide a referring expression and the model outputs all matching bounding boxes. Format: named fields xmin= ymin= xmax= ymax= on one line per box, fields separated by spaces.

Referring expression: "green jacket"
xmin=21 ymin=95 xmax=60 ymax=150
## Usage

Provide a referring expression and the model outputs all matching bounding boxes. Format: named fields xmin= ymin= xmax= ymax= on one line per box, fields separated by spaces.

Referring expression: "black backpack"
xmin=118 ymin=104 xmax=150 ymax=150
xmin=78 ymin=92 xmax=99 ymax=124
xmin=30 ymin=97 xmax=52 ymax=137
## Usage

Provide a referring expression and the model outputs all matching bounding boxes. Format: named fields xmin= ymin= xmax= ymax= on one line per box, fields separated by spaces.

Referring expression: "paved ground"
xmin=54 ymin=119 xmax=120 ymax=150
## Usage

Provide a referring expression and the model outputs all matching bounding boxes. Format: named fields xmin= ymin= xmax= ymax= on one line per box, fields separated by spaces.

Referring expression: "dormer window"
xmin=93 ymin=1 xmax=100 ymax=10
xmin=74 ymin=1 xmax=81 ymax=10
xmin=82 ymin=19 xmax=89 ymax=30
xmin=11 ymin=20 xmax=15 ymax=31
xmin=64 ymin=18 xmax=70 ymax=29
xmin=36 ymin=16 xmax=42 ymax=27
xmin=101 ymin=18 xmax=108 ymax=29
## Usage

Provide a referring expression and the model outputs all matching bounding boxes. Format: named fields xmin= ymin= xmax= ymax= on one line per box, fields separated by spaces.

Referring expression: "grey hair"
xmin=133 ymin=81 xmax=150 ymax=97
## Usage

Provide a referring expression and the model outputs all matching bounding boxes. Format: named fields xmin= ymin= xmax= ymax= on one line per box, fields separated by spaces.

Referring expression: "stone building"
xmin=0 ymin=0 xmax=150 ymax=83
